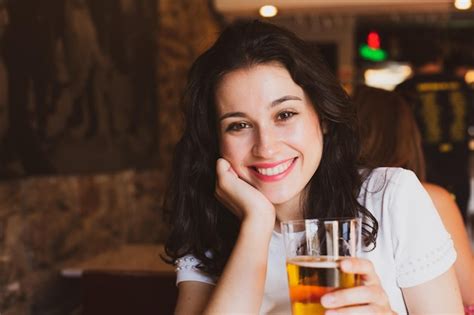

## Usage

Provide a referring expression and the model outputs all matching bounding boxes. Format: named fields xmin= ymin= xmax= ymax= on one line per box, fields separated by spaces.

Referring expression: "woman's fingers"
xmin=340 ymin=258 xmax=381 ymax=286
xmin=321 ymin=284 xmax=389 ymax=309
xmin=216 ymin=157 xmax=232 ymax=173
xmin=215 ymin=158 xmax=238 ymax=199
xmin=324 ymin=303 xmax=394 ymax=315
xmin=320 ymin=258 xmax=393 ymax=314
xmin=215 ymin=158 xmax=241 ymax=216
xmin=216 ymin=158 xmax=237 ymax=183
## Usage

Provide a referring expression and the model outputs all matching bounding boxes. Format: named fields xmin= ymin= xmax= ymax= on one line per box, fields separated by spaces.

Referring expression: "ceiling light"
xmin=454 ymin=0 xmax=472 ymax=10
xmin=259 ymin=5 xmax=278 ymax=18
xmin=364 ymin=64 xmax=413 ymax=91
xmin=465 ymin=70 xmax=474 ymax=84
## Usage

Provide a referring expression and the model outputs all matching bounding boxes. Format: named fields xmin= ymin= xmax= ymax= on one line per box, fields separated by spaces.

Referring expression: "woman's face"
xmin=215 ymin=63 xmax=324 ymax=210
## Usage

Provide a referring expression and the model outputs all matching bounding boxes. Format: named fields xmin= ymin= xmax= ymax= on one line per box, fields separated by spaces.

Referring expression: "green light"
xmin=359 ymin=44 xmax=387 ymax=62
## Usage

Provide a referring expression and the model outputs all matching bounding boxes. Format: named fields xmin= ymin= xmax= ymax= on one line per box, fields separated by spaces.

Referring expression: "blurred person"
xmin=354 ymin=85 xmax=474 ymax=310
xmin=395 ymin=40 xmax=473 ymax=222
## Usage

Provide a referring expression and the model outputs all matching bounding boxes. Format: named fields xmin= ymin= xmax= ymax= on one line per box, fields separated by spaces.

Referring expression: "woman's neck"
xmin=273 ymin=196 xmax=304 ymax=229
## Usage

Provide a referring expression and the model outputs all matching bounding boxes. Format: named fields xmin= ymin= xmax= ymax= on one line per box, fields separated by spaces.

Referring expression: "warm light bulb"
xmin=259 ymin=5 xmax=278 ymax=18
xmin=454 ymin=0 xmax=472 ymax=10
xmin=465 ymin=70 xmax=474 ymax=84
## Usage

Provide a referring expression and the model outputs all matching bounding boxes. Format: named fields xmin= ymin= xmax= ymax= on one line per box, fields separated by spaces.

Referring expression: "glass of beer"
xmin=281 ymin=218 xmax=361 ymax=315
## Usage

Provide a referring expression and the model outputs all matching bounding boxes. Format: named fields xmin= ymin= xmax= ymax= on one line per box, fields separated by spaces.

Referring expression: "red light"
xmin=367 ymin=31 xmax=380 ymax=49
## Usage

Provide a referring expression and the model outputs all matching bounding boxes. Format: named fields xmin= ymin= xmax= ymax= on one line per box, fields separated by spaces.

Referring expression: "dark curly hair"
xmin=164 ymin=20 xmax=378 ymax=276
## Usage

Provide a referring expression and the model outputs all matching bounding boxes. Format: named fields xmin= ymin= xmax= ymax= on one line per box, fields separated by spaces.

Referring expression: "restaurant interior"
xmin=0 ymin=0 xmax=473 ymax=314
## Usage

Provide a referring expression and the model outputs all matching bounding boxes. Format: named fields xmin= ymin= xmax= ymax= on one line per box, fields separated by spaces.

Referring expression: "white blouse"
xmin=175 ymin=168 xmax=456 ymax=314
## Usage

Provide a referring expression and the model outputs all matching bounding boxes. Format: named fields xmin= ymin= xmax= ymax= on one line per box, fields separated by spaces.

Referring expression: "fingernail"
xmin=341 ymin=260 xmax=351 ymax=270
xmin=321 ymin=294 xmax=335 ymax=307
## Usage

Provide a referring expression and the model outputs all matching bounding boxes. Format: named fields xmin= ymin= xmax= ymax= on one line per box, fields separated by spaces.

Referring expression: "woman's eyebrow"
xmin=270 ymin=95 xmax=302 ymax=107
xmin=219 ymin=95 xmax=302 ymax=121
xmin=219 ymin=111 xmax=246 ymax=121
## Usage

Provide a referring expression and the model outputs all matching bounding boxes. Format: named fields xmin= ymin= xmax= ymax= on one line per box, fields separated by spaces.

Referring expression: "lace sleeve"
xmin=175 ymin=255 xmax=217 ymax=286
xmin=396 ymin=237 xmax=456 ymax=286
xmin=389 ymin=170 xmax=457 ymax=287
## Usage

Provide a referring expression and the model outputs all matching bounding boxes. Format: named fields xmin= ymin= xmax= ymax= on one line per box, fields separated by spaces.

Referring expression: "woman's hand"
xmin=321 ymin=258 xmax=396 ymax=315
xmin=215 ymin=158 xmax=275 ymax=222
xmin=215 ymin=158 xmax=275 ymax=224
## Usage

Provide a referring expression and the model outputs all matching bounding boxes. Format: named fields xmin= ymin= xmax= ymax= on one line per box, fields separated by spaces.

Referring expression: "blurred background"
xmin=0 ymin=0 xmax=473 ymax=314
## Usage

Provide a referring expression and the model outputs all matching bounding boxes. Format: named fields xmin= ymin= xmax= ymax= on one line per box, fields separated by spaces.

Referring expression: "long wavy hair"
xmin=164 ymin=20 xmax=378 ymax=275
xmin=353 ymin=85 xmax=426 ymax=181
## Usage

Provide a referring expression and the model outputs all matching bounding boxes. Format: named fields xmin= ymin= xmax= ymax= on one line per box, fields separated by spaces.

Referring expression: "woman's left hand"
xmin=321 ymin=258 xmax=396 ymax=315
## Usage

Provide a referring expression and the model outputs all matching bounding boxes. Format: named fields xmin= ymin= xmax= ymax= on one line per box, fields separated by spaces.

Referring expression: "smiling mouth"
xmin=250 ymin=158 xmax=297 ymax=181
xmin=255 ymin=159 xmax=294 ymax=176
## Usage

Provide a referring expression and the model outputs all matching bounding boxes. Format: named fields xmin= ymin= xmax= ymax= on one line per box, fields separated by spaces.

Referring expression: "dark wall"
xmin=0 ymin=0 xmax=159 ymax=178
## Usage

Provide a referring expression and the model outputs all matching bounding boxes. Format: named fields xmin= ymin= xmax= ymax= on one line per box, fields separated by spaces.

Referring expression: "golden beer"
xmin=286 ymin=256 xmax=359 ymax=315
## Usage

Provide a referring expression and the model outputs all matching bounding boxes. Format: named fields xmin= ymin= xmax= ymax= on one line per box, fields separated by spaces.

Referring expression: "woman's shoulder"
xmin=358 ymin=167 xmax=425 ymax=207
xmin=361 ymin=167 xmax=418 ymax=188
xmin=365 ymin=166 xmax=413 ymax=176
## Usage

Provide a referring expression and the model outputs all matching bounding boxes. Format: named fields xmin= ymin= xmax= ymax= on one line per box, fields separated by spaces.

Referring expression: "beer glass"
xmin=281 ymin=218 xmax=361 ymax=315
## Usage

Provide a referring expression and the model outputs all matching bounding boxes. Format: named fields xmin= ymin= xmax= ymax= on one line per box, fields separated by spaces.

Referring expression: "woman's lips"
xmin=250 ymin=158 xmax=297 ymax=182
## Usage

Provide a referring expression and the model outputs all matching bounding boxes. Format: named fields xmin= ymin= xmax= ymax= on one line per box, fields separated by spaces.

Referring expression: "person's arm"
xmin=175 ymin=281 xmax=214 ymax=315
xmin=402 ymin=267 xmax=464 ymax=314
xmin=174 ymin=158 xmax=275 ymax=314
xmin=331 ymin=263 xmax=460 ymax=314
xmin=199 ymin=158 xmax=275 ymax=314
xmin=204 ymin=216 xmax=274 ymax=313
xmin=319 ymin=172 xmax=465 ymax=314
xmin=203 ymin=158 xmax=275 ymax=313
xmin=173 ymin=218 xmax=273 ymax=315
xmin=320 ymin=259 xmax=462 ymax=314
xmin=173 ymin=224 xmax=272 ymax=315
xmin=423 ymin=182 xmax=474 ymax=305
xmin=318 ymin=208 xmax=464 ymax=312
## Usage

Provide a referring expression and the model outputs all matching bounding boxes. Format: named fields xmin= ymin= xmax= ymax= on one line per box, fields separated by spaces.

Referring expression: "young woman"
xmin=354 ymin=85 xmax=474 ymax=311
xmin=164 ymin=20 xmax=463 ymax=314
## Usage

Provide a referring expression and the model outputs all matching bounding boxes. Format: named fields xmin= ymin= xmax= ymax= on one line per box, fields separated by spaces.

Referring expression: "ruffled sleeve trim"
xmin=396 ymin=236 xmax=457 ymax=288
xmin=175 ymin=255 xmax=217 ymax=286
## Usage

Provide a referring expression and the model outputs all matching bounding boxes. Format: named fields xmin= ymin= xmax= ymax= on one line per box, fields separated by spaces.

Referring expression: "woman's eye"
xmin=277 ymin=111 xmax=296 ymax=121
xmin=226 ymin=122 xmax=250 ymax=132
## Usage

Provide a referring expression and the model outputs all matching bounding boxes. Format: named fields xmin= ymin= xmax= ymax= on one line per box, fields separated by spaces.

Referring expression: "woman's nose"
xmin=252 ymin=127 xmax=278 ymax=158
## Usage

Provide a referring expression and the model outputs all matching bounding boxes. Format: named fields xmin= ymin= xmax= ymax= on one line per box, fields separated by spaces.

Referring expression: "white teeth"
xmin=256 ymin=159 xmax=293 ymax=176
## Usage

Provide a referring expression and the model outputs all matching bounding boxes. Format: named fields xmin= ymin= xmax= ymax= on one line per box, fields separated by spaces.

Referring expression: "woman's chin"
xmin=263 ymin=192 xmax=298 ymax=207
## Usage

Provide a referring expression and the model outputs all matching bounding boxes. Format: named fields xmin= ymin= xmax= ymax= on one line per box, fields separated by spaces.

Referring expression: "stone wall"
xmin=157 ymin=0 xmax=220 ymax=169
xmin=0 ymin=169 xmax=168 ymax=314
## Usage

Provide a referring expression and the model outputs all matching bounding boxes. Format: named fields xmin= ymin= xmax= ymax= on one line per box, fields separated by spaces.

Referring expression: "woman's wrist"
xmin=242 ymin=207 xmax=275 ymax=234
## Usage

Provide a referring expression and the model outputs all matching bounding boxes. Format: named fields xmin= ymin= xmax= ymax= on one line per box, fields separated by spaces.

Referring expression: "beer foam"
xmin=289 ymin=257 xmax=339 ymax=268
